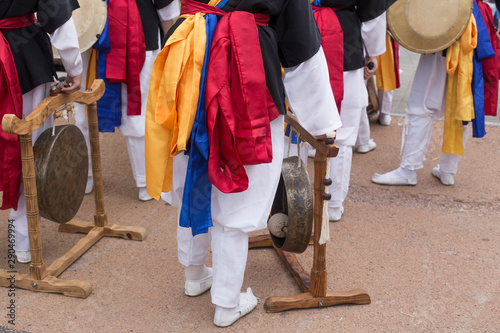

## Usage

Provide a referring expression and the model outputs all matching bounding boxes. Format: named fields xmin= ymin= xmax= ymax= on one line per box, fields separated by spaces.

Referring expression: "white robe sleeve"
xmin=283 ymin=46 xmax=342 ymax=136
xmin=157 ymin=1 xmax=180 ymax=21
xmin=361 ymin=13 xmax=387 ymax=57
xmin=50 ymin=17 xmax=82 ymax=78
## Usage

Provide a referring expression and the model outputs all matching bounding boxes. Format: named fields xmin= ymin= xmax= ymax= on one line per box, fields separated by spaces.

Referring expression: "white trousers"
xmin=10 ymin=83 xmax=53 ymax=252
xmin=328 ymin=69 xmax=367 ymax=209
xmin=168 ymin=116 xmax=284 ymax=308
xmin=400 ymin=53 xmax=467 ymax=173
xmin=75 ymin=44 xmax=159 ymax=188
xmin=177 ymin=221 xmax=248 ymax=308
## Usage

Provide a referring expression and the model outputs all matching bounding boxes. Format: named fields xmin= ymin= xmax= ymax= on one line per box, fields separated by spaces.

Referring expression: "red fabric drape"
xmin=106 ymin=0 xmax=145 ymax=116
xmin=312 ymin=6 xmax=344 ymax=112
xmin=392 ymin=38 xmax=401 ymax=89
xmin=0 ymin=14 xmax=37 ymax=210
xmin=203 ymin=9 xmax=278 ymax=193
xmin=477 ymin=0 xmax=499 ymax=117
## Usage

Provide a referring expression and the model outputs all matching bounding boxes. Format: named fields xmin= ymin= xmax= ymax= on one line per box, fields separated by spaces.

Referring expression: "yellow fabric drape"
xmin=442 ymin=15 xmax=477 ymax=156
xmin=145 ymin=0 xmax=220 ymax=199
xmin=376 ymin=34 xmax=397 ymax=92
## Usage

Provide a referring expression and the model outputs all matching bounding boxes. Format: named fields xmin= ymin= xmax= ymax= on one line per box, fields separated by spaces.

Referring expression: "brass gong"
xmin=268 ymin=156 xmax=313 ymax=254
xmin=33 ymin=124 xmax=88 ymax=223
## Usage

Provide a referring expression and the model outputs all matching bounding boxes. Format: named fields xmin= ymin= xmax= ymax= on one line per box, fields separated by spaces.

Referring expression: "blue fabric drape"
xmin=93 ymin=0 xmax=122 ymax=132
xmin=179 ymin=0 xmax=230 ymax=236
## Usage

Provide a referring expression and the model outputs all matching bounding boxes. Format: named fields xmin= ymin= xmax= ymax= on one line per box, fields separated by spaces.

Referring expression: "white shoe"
xmin=372 ymin=168 xmax=417 ymax=186
xmin=308 ymin=148 xmax=316 ymax=158
xmin=214 ymin=288 xmax=258 ymax=327
xmin=356 ymin=139 xmax=376 ymax=154
xmin=138 ymin=187 xmax=153 ymax=201
xmin=432 ymin=165 xmax=454 ymax=185
xmin=15 ymin=251 xmax=31 ymax=264
xmin=328 ymin=207 xmax=344 ymax=222
xmin=85 ymin=177 xmax=93 ymax=194
xmin=378 ymin=114 xmax=392 ymax=126
xmin=185 ymin=267 xmax=213 ymax=296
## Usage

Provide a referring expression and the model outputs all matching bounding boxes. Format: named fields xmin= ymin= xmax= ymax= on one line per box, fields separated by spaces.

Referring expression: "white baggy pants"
xmin=400 ymin=53 xmax=468 ymax=174
xmin=328 ymin=69 xmax=367 ymax=209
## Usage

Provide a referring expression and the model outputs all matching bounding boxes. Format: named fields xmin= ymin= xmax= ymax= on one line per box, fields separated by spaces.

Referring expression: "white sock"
xmin=382 ymin=167 xmax=415 ymax=178
xmin=185 ymin=264 xmax=209 ymax=280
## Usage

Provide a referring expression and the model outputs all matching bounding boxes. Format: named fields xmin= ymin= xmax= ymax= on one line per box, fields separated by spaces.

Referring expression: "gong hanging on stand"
xmin=268 ymin=154 xmax=313 ymax=253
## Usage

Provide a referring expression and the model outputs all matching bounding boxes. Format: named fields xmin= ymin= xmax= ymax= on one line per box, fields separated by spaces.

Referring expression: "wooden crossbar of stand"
xmin=0 ymin=80 xmax=146 ymax=298
xmin=248 ymin=113 xmax=370 ymax=313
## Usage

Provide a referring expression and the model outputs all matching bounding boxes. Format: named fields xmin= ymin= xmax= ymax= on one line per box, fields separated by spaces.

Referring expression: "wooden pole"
xmin=20 ymin=133 xmax=47 ymax=280
xmin=87 ymin=101 xmax=107 ymax=227
xmin=310 ymin=151 xmax=328 ymax=297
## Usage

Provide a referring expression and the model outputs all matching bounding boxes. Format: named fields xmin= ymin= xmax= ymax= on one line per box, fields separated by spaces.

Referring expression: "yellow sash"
xmin=145 ymin=0 xmax=220 ymax=199
xmin=442 ymin=15 xmax=477 ymax=156
xmin=376 ymin=34 xmax=397 ymax=92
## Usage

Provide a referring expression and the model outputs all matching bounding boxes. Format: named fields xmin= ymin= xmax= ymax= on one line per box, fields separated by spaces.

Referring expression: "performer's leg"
xmin=327 ymin=144 xmax=352 ymax=221
xmin=327 ymin=69 xmax=367 ymax=221
xmin=211 ymin=223 xmax=257 ymax=327
xmin=433 ymin=125 xmax=469 ymax=185
xmin=356 ymin=106 xmax=376 ymax=153
xmin=372 ymin=53 xmax=447 ymax=186
xmin=9 ymin=184 xmax=30 ymax=263
xmin=377 ymin=89 xmax=393 ymax=125
xmin=120 ymin=46 xmax=158 ymax=201
xmin=177 ymin=209 xmax=213 ymax=296
xmin=124 ymin=135 xmax=152 ymax=201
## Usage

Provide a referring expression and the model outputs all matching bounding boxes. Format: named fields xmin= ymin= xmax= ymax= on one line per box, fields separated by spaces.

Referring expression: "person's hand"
xmin=496 ymin=29 xmax=500 ymax=44
xmin=57 ymin=73 xmax=82 ymax=93
xmin=364 ymin=56 xmax=378 ymax=80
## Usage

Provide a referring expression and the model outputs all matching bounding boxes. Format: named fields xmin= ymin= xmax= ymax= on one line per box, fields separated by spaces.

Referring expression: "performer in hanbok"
xmin=74 ymin=0 xmax=179 ymax=201
xmin=146 ymin=0 xmax=342 ymax=327
xmin=310 ymin=0 xmax=392 ymax=221
xmin=0 ymin=0 xmax=82 ymax=263
xmin=373 ymin=0 xmax=496 ymax=186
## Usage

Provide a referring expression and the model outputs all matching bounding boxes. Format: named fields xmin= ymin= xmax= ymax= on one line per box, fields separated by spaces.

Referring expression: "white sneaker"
xmin=185 ymin=267 xmax=213 ymax=296
xmin=378 ymin=114 xmax=392 ymax=126
xmin=328 ymin=207 xmax=344 ymax=222
xmin=356 ymin=139 xmax=376 ymax=154
xmin=214 ymin=288 xmax=258 ymax=327
xmin=138 ymin=187 xmax=153 ymax=201
xmin=15 ymin=251 xmax=31 ymax=264
xmin=85 ymin=177 xmax=93 ymax=194
xmin=432 ymin=165 xmax=454 ymax=185
xmin=372 ymin=168 xmax=417 ymax=186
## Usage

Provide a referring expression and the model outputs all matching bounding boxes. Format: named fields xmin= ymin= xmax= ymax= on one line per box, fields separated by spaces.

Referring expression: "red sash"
xmin=477 ymin=0 xmax=499 ymax=117
xmin=0 ymin=14 xmax=37 ymax=210
xmin=183 ymin=0 xmax=278 ymax=193
xmin=312 ymin=6 xmax=344 ymax=112
xmin=106 ymin=0 xmax=145 ymax=116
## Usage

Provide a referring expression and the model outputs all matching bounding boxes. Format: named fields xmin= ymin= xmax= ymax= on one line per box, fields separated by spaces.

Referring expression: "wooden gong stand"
xmin=0 ymin=80 xmax=146 ymax=298
xmin=248 ymin=113 xmax=370 ymax=312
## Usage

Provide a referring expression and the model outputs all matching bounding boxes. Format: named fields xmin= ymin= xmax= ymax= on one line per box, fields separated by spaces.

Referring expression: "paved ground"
xmin=1 ymin=50 xmax=499 ymax=332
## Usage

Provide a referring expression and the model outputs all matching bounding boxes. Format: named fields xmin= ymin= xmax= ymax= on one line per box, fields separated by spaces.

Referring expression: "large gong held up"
xmin=52 ymin=0 xmax=107 ymax=62
xmin=268 ymin=156 xmax=313 ymax=254
xmin=387 ymin=0 xmax=473 ymax=54
xmin=33 ymin=124 xmax=88 ymax=223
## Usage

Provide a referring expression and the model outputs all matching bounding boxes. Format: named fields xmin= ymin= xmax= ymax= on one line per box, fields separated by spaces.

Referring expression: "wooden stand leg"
xmin=249 ymin=138 xmax=370 ymax=313
xmin=20 ymin=133 xmax=47 ymax=281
